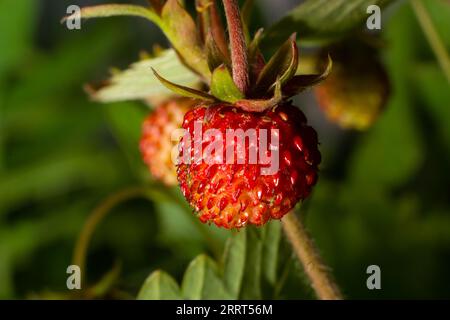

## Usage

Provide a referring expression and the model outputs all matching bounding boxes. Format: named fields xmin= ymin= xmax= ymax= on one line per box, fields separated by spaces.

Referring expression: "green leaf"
xmin=222 ymin=231 xmax=246 ymax=298
xmin=136 ymin=221 xmax=290 ymax=300
xmin=255 ymin=35 xmax=298 ymax=93
xmin=137 ymin=270 xmax=182 ymax=300
xmin=210 ymin=65 xmax=244 ymax=103
xmin=223 ymin=224 xmax=285 ymax=299
xmin=223 ymin=228 xmax=262 ymax=299
xmin=152 ymin=68 xmax=216 ymax=101
xmin=260 ymin=222 xmax=283 ymax=287
xmin=262 ymin=0 xmax=397 ymax=48
xmin=91 ymin=49 xmax=201 ymax=103
xmin=181 ymin=255 xmax=232 ymax=299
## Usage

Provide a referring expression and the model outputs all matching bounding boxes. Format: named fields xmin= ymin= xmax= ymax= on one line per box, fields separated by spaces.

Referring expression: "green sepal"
xmin=206 ymin=32 xmax=230 ymax=72
xmin=236 ymin=78 xmax=282 ymax=112
xmin=248 ymin=28 xmax=266 ymax=81
xmin=283 ymin=54 xmax=333 ymax=97
xmin=241 ymin=0 xmax=255 ymax=44
xmin=254 ymin=34 xmax=299 ymax=94
xmin=248 ymin=28 xmax=264 ymax=63
xmin=152 ymin=68 xmax=216 ymax=101
xmin=210 ymin=65 xmax=245 ymax=103
xmin=160 ymin=0 xmax=211 ymax=79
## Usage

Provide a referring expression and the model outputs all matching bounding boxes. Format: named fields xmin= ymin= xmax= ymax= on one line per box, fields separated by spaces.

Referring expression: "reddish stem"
xmin=222 ymin=0 xmax=250 ymax=94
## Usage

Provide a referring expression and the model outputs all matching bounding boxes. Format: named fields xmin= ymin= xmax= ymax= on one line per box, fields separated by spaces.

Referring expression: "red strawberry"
xmin=144 ymin=1 xmax=331 ymax=228
xmin=140 ymin=98 xmax=195 ymax=186
xmin=177 ymin=102 xmax=320 ymax=228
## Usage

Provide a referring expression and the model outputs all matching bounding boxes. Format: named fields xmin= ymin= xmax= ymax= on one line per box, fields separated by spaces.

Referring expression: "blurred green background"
xmin=0 ymin=0 xmax=449 ymax=299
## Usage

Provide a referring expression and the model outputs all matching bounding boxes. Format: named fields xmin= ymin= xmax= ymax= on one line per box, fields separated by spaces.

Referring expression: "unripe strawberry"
xmin=314 ymin=44 xmax=389 ymax=130
xmin=177 ymin=103 xmax=321 ymax=229
xmin=140 ymin=98 xmax=195 ymax=186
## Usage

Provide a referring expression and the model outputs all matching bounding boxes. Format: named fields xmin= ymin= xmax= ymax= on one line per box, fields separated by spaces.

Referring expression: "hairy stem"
xmin=222 ymin=0 xmax=250 ymax=94
xmin=411 ymin=0 xmax=450 ymax=84
xmin=282 ymin=211 xmax=343 ymax=300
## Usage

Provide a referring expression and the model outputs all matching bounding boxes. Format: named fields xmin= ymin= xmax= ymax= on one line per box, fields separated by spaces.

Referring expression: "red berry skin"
xmin=177 ymin=102 xmax=321 ymax=229
xmin=140 ymin=98 xmax=194 ymax=186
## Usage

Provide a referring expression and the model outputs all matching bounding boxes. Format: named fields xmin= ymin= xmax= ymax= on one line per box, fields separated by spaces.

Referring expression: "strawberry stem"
xmin=222 ymin=0 xmax=250 ymax=94
xmin=282 ymin=211 xmax=343 ymax=300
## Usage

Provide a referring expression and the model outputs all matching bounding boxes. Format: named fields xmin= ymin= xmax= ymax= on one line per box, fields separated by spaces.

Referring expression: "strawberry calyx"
xmin=64 ymin=0 xmax=332 ymax=111
xmin=152 ymin=1 xmax=333 ymax=112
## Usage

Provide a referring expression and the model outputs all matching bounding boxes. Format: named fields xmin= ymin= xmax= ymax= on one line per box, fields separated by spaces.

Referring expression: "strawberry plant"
xmin=1 ymin=0 xmax=449 ymax=301
xmin=64 ymin=0 xmax=344 ymax=299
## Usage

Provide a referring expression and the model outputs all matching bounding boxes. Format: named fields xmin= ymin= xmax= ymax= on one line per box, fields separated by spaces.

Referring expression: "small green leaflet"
xmin=137 ymin=223 xmax=291 ymax=300
xmin=137 ymin=270 xmax=182 ymax=300
xmin=262 ymin=0 xmax=397 ymax=48
xmin=90 ymin=49 xmax=201 ymax=103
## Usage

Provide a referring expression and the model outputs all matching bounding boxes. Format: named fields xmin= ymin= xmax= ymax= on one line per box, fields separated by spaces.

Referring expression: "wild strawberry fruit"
xmin=68 ymin=1 xmax=331 ymax=228
xmin=146 ymin=0 xmax=332 ymax=228
xmin=177 ymin=102 xmax=320 ymax=228
xmin=140 ymin=98 xmax=194 ymax=186
xmin=314 ymin=42 xmax=390 ymax=130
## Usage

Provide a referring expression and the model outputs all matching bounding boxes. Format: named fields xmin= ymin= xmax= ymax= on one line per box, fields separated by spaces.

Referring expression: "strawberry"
xmin=314 ymin=42 xmax=389 ymax=130
xmin=177 ymin=102 xmax=320 ymax=228
xmin=144 ymin=0 xmax=332 ymax=228
xmin=140 ymin=98 xmax=194 ymax=186
xmin=69 ymin=0 xmax=329 ymax=227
